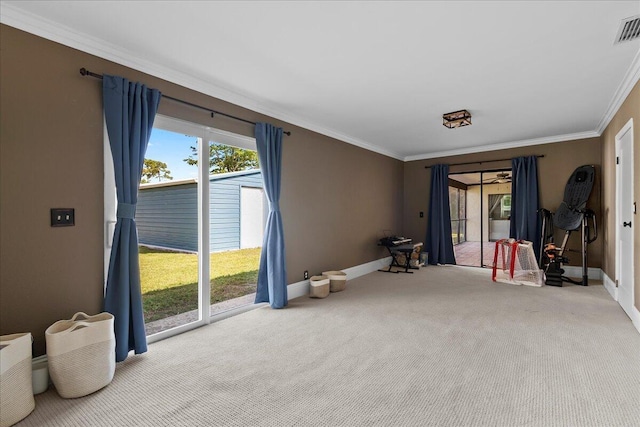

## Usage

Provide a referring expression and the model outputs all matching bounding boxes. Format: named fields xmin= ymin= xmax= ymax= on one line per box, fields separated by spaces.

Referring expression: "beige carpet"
xmin=18 ymin=266 xmax=640 ymax=426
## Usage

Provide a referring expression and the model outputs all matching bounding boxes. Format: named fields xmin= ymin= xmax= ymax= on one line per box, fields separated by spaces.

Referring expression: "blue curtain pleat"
xmin=254 ymin=123 xmax=288 ymax=309
xmin=510 ymin=156 xmax=541 ymax=260
xmin=425 ymin=164 xmax=456 ymax=265
xmin=103 ymin=75 xmax=161 ymax=362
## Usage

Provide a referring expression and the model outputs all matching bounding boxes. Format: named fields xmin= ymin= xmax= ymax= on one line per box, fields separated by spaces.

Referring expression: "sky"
xmin=145 ymin=128 xmax=199 ymax=181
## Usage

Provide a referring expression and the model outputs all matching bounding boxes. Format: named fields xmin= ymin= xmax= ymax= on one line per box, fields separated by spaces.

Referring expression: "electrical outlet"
xmin=51 ymin=208 xmax=75 ymax=227
xmin=304 ymin=270 xmax=309 ymax=280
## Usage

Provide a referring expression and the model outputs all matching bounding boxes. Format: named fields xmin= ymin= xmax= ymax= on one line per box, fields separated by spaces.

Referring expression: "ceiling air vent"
xmin=615 ymin=15 xmax=640 ymax=44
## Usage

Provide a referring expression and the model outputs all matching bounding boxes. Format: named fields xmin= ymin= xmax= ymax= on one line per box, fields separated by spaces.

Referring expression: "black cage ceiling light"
xmin=443 ymin=109 xmax=472 ymax=129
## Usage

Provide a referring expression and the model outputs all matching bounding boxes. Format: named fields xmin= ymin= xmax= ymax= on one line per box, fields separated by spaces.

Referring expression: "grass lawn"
xmin=139 ymin=246 xmax=260 ymax=323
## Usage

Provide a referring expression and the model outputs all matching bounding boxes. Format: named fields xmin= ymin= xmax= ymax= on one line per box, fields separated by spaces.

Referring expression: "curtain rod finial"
xmin=79 ymin=67 xmax=87 ymax=76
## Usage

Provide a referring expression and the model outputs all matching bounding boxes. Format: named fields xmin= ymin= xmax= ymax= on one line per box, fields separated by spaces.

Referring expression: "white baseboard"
xmin=562 ymin=266 xmax=602 ymax=281
xmin=342 ymin=256 xmax=393 ymax=280
xmin=602 ymin=272 xmax=618 ymax=301
xmin=287 ymin=256 xmax=392 ymax=301
xmin=631 ymin=306 xmax=640 ymax=335
xmin=599 ymin=272 xmax=640 ymax=335
xmin=287 ymin=279 xmax=310 ymax=300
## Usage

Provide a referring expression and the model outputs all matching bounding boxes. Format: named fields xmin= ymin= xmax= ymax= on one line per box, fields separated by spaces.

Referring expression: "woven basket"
xmin=0 ymin=333 xmax=35 ymax=427
xmin=309 ymin=275 xmax=330 ymax=298
xmin=45 ymin=312 xmax=115 ymax=398
xmin=322 ymin=271 xmax=347 ymax=293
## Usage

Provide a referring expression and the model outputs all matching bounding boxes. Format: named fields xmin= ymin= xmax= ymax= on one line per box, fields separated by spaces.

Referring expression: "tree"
xmin=184 ymin=143 xmax=258 ymax=174
xmin=141 ymin=158 xmax=173 ymax=183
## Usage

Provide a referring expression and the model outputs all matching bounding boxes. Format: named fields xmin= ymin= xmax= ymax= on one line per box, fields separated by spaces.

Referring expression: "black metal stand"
xmin=377 ymin=237 xmax=422 ymax=274
xmin=378 ymin=244 xmax=419 ymax=274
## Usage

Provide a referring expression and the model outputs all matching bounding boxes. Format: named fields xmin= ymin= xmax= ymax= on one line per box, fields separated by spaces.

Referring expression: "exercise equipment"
xmin=539 ymin=165 xmax=597 ymax=286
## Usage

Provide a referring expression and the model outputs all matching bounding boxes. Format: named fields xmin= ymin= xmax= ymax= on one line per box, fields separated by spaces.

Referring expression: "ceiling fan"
xmin=483 ymin=172 xmax=512 ymax=184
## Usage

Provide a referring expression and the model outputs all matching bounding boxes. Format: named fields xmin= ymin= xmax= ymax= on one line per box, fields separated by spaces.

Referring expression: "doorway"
xmin=126 ymin=115 xmax=263 ymax=338
xmin=449 ymin=170 xmax=512 ymax=268
xmin=615 ymin=118 xmax=635 ymax=320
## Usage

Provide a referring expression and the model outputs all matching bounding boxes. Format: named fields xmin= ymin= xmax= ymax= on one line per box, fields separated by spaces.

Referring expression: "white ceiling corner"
xmin=596 ymin=47 xmax=640 ymax=134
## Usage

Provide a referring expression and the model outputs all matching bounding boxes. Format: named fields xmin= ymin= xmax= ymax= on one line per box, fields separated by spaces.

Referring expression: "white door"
xmin=616 ymin=119 xmax=635 ymax=319
xmin=240 ymin=187 xmax=265 ymax=249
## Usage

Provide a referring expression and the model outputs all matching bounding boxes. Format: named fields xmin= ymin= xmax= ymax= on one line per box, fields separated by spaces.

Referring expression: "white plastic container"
xmin=31 ymin=355 xmax=49 ymax=395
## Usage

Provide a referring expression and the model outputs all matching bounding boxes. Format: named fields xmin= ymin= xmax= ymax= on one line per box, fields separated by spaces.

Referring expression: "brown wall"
xmin=2 ymin=22 xmax=636 ymax=358
xmin=601 ymin=80 xmax=640 ymax=310
xmin=0 ymin=25 xmax=403 ymax=355
xmin=403 ymin=138 xmax=603 ymax=269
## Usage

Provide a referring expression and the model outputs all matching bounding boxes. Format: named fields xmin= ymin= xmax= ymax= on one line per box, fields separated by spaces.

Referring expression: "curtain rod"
xmin=79 ymin=68 xmax=291 ymax=136
xmin=424 ymin=154 xmax=544 ymax=169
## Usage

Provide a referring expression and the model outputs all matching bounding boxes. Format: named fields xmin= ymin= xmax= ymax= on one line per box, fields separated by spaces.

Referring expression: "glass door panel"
xmin=208 ymin=140 xmax=262 ymax=317
xmin=450 ymin=185 xmax=472 ymax=263
xmin=456 ymin=185 xmax=482 ymax=267
xmin=137 ymin=127 xmax=202 ymax=336
xmin=483 ymin=176 xmax=512 ymax=268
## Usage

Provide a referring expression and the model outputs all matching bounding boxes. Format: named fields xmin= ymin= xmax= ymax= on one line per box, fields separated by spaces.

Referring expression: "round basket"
xmin=322 ymin=271 xmax=347 ymax=292
xmin=0 ymin=333 xmax=35 ymax=427
xmin=45 ymin=312 xmax=115 ymax=399
xmin=309 ymin=275 xmax=330 ymax=298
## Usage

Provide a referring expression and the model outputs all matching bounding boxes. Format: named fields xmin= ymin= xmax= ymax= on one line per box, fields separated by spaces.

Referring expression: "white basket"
xmin=45 ymin=312 xmax=116 ymax=398
xmin=1 ymin=333 xmax=35 ymax=427
xmin=309 ymin=275 xmax=330 ymax=298
xmin=322 ymin=271 xmax=347 ymax=293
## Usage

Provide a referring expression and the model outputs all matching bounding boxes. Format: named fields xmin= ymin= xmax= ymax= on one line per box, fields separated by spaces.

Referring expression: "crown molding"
xmin=596 ymin=47 xmax=640 ymax=134
xmin=403 ymin=130 xmax=599 ymax=162
xmin=0 ymin=3 xmax=260 ymax=109
xmin=0 ymin=3 xmax=404 ymax=161
xmin=1 ymin=3 xmax=627 ymax=163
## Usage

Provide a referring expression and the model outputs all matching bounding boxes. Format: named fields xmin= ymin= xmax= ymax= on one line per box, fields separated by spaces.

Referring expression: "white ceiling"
xmin=2 ymin=1 xmax=639 ymax=161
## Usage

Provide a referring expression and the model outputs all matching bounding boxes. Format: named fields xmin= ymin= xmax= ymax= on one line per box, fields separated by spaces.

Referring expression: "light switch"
xmin=51 ymin=208 xmax=75 ymax=227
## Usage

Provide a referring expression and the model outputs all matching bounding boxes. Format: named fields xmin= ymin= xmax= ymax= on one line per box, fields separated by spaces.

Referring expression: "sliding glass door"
xmin=130 ymin=116 xmax=263 ymax=341
xmin=449 ymin=170 xmax=512 ymax=268
xmin=134 ymin=117 xmax=209 ymax=338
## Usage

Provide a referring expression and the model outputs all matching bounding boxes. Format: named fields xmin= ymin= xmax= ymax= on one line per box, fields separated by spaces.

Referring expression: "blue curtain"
xmin=510 ymin=156 xmax=541 ymax=260
xmin=103 ymin=75 xmax=161 ymax=362
xmin=254 ymin=123 xmax=288 ymax=309
xmin=425 ymin=164 xmax=456 ymax=265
